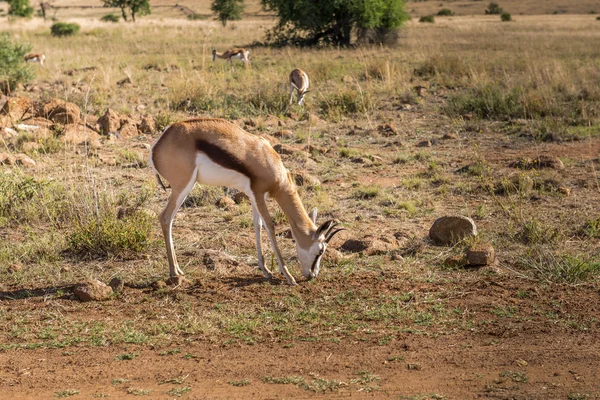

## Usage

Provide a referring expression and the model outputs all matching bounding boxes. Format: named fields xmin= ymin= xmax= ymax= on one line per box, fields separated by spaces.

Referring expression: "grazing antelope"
xmin=24 ymin=53 xmax=45 ymax=67
xmin=149 ymin=118 xmax=343 ymax=285
xmin=212 ymin=48 xmax=250 ymax=71
xmin=289 ymin=68 xmax=310 ymax=106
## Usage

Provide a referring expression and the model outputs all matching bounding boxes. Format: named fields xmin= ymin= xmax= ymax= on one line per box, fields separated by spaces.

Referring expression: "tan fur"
xmin=24 ymin=53 xmax=45 ymax=67
xmin=212 ymin=48 xmax=250 ymax=71
xmin=150 ymin=118 xmax=320 ymax=284
xmin=289 ymin=68 xmax=309 ymax=105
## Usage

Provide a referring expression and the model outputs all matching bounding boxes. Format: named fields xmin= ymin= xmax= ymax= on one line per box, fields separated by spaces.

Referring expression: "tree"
xmin=211 ymin=0 xmax=244 ymax=26
xmin=102 ymin=0 xmax=150 ymax=22
xmin=8 ymin=0 xmax=34 ymax=17
xmin=485 ymin=2 xmax=503 ymax=15
xmin=261 ymin=0 xmax=409 ymax=47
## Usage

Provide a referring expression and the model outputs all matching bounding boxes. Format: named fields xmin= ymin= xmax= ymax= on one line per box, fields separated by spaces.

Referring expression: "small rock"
xmin=0 ymin=152 xmax=16 ymax=165
xmin=61 ymin=124 xmax=101 ymax=144
xmin=272 ymin=129 xmax=294 ymax=138
xmin=0 ymin=127 xmax=18 ymax=139
xmin=244 ymin=118 xmax=258 ymax=128
xmin=14 ymin=154 xmax=36 ymax=167
xmin=341 ymin=236 xmax=397 ymax=255
xmin=291 ymin=171 xmax=320 ymax=187
xmin=138 ymin=116 xmax=156 ymax=134
xmin=273 ymin=143 xmax=306 ymax=156
xmin=200 ymin=249 xmax=242 ymax=272
xmin=109 ymin=277 xmax=125 ymax=292
xmin=442 ymin=133 xmax=457 ymax=140
xmin=73 ymin=279 xmax=113 ymax=302
xmin=41 ymin=99 xmax=80 ymax=125
xmin=118 ymin=121 xmax=139 ymax=138
xmin=341 ymin=239 xmax=369 ymax=253
xmin=152 ymin=280 xmax=168 ymax=290
xmin=216 ymin=196 xmax=235 ymax=209
xmin=510 ymin=156 xmax=565 ymax=171
xmin=324 ymin=248 xmax=344 ymax=263
xmin=117 ymin=76 xmax=133 ymax=87
xmin=466 ymin=242 xmax=495 ymax=266
xmin=429 ymin=216 xmax=478 ymax=245
xmin=417 ymin=140 xmax=432 ymax=147
xmin=444 ymin=254 xmax=467 ymax=268
xmin=233 ymin=192 xmax=250 ymax=204
xmin=98 ymin=108 xmax=122 ymax=134
xmin=558 ymin=186 xmax=570 ymax=196
xmin=377 ymin=123 xmax=398 ymax=137
xmin=8 ymin=264 xmax=23 ymax=273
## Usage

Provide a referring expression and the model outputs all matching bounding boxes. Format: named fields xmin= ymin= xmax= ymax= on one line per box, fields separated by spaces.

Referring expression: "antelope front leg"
xmin=254 ymin=196 xmax=297 ymax=285
xmin=252 ymin=204 xmax=272 ymax=280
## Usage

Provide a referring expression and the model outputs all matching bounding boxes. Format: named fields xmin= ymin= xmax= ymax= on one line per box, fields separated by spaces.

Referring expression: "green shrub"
xmin=0 ymin=33 xmax=34 ymax=92
xmin=419 ymin=15 xmax=435 ymax=23
xmin=187 ymin=13 xmax=206 ymax=20
xmin=50 ymin=22 xmax=81 ymax=37
xmin=501 ymin=12 xmax=512 ymax=21
xmin=8 ymin=0 xmax=33 ymax=17
xmin=100 ymin=13 xmax=119 ymax=22
xmin=67 ymin=209 xmax=154 ymax=260
xmin=485 ymin=2 xmax=503 ymax=15
xmin=437 ymin=8 xmax=454 ymax=16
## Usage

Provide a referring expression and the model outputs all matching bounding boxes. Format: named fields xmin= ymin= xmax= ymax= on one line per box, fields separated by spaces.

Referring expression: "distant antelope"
xmin=149 ymin=118 xmax=343 ymax=285
xmin=289 ymin=68 xmax=309 ymax=106
xmin=24 ymin=53 xmax=45 ymax=67
xmin=212 ymin=48 xmax=250 ymax=71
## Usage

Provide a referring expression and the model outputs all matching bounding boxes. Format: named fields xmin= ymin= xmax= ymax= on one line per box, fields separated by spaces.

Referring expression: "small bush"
xmin=419 ymin=15 xmax=434 ymax=23
xmin=437 ymin=8 xmax=454 ymax=16
xmin=7 ymin=0 xmax=33 ymax=17
xmin=50 ymin=22 xmax=80 ymax=37
xmin=517 ymin=249 xmax=600 ymax=284
xmin=485 ymin=2 xmax=503 ymax=15
xmin=0 ymin=33 xmax=34 ymax=91
xmin=187 ymin=13 xmax=206 ymax=20
xmin=67 ymin=209 xmax=153 ymax=260
xmin=582 ymin=216 xmax=600 ymax=238
xmin=501 ymin=12 xmax=512 ymax=21
xmin=100 ymin=13 xmax=119 ymax=22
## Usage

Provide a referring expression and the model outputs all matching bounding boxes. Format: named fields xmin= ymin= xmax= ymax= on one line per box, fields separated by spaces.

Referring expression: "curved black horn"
xmin=325 ymin=228 xmax=345 ymax=243
xmin=315 ymin=219 xmax=335 ymax=238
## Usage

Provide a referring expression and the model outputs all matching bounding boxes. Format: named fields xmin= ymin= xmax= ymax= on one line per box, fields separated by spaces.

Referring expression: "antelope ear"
xmin=308 ymin=207 xmax=318 ymax=224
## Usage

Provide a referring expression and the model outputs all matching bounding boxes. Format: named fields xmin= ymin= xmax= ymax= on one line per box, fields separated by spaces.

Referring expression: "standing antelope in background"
xmin=24 ymin=53 xmax=45 ymax=67
xmin=289 ymin=68 xmax=310 ymax=106
xmin=212 ymin=48 xmax=250 ymax=71
xmin=149 ymin=118 xmax=343 ymax=285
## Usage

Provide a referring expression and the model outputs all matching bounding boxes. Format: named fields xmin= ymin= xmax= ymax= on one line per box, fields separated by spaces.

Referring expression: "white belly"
xmin=195 ymin=153 xmax=251 ymax=193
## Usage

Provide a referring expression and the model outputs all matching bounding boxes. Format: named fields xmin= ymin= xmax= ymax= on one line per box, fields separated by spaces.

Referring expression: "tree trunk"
xmin=120 ymin=6 xmax=127 ymax=21
xmin=131 ymin=9 xmax=136 ymax=22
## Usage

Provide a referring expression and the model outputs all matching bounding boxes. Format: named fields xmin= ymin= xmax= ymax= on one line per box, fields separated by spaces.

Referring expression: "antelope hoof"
xmin=166 ymin=275 xmax=189 ymax=287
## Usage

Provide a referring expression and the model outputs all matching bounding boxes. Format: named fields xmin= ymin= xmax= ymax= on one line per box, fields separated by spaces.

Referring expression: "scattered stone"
xmin=138 ymin=116 xmax=156 ymax=134
xmin=109 ymin=277 xmax=125 ymax=292
xmin=341 ymin=239 xmax=369 ymax=253
xmin=1 ymin=97 xmax=34 ymax=120
xmin=429 ymin=216 xmax=478 ymax=245
xmin=98 ymin=108 xmax=122 ymax=134
xmin=117 ymin=76 xmax=134 ymax=87
xmin=8 ymin=264 xmax=23 ymax=273
xmin=0 ymin=127 xmax=18 ymax=139
xmin=133 ymin=143 xmax=151 ymax=150
xmin=41 ymin=99 xmax=80 ymax=125
xmin=285 ymin=112 xmax=299 ymax=120
xmin=417 ymin=140 xmax=432 ymax=147
xmin=14 ymin=154 xmax=35 ymax=167
xmin=61 ymin=124 xmax=101 ymax=144
xmin=341 ymin=236 xmax=397 ymax=255
xmin=444 ymin=254 xmax=467 ymax=268
xmin=166 ymin=275 xmax=189 ymax=286
xmin=0 ymin=152 xmax=16 ymax=165
xmin=244 ymin=118 xmax=258 ymax=128
xmin=233 ymin=192 xmax=250 ymax=204
xmin=291 ymin=171 xmax=320 ymax=187
xmin=152 ymin=280 xmax=167 ymax=290
xmin=200 ymin=250 xmax=242 ymax=272
xmin=273 ymin=143 xmax=306 ymax=156
xmin=216 ymin=196 xmax=235 ymax=209
xmin=73 ymin=279 xmax=113 ymax=302
xmin=118 ymin=121 xmax=139 ymax=138
xmin=351 ymin=156 xmax=372 ymax=165
xmin=377 ymin=123 xmax=398 ymax=137
xmin=272 ymin=129 xmax=294 ymax=138
xmin=466 ymin=242 xmax=495 ymax=266
xmin=558 ymin=186 xmax=571 ymax=196
xmin=510 ymin=156 xmax=565 ymax=171
xmin=303 ymin=144 xmax=328 ymax=154
xmin=324 ymin=248 xmax=344 ymax=263
xmin=442 ymin=133 xmax=458 ymax=140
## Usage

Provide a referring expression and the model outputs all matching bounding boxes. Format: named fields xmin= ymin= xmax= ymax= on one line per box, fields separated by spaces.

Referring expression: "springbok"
xmin=212 ymin=48 xmax=250 ymax=71
xmin=24 ymin=53 xmax=45 ymax=67
xmin=289 ymin=68 xmax=309 ymax=106
xmin=149 ymin=118 xmax=343 ymax=285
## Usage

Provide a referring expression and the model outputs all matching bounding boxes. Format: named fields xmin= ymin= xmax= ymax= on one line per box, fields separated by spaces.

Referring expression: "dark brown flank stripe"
xmin=195 ymin=139 xmax=255 ymax=181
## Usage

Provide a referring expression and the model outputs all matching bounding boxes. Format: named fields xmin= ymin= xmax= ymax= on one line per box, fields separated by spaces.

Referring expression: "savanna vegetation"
xmin=0 ymin=2 xmax=599 ymax=398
